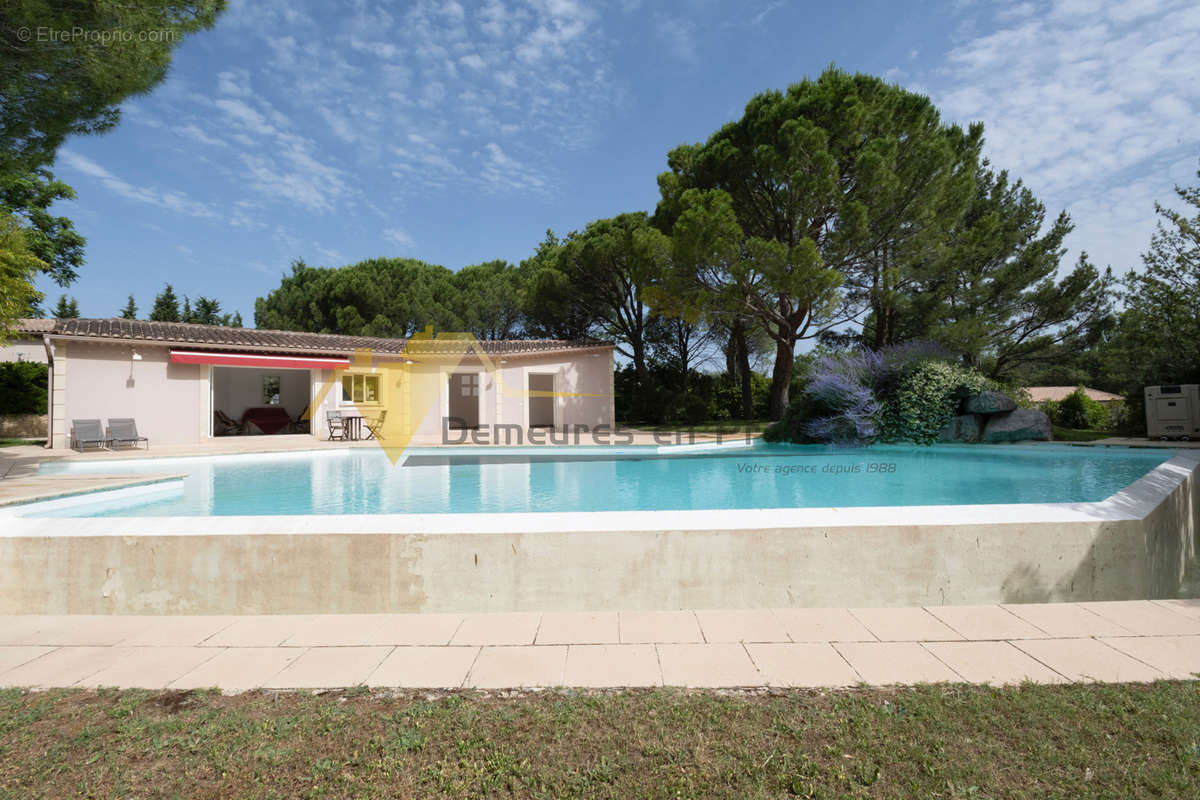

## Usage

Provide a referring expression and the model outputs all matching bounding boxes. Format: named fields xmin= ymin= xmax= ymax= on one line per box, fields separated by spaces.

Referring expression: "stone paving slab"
xmin=925 ymin=605 xmax=1051 ymax=641
xmin=368 ymin=646 xmax=480 ymax=688
xmin=1001 ymin=602 xmax=1133 ymax=637
xmin=772 ymin=608 xmax=877 ymax=642
xmin=618 ymin=611 xmax=704 ymax=643
xmin=834 ymin=642 xmax=961 ymax=684
xmin=0 ymin=602 xmax=1197 ymax=692
xmin=536 ymin=612 xmax=620 ymax=645
xmin=745 ymin=643 xmax=860 ymax=687
xmin=1012 ymin=638 xmax=1166 ymax=683
xmin=562 ymin=644 xmax=661 ymax=687
xmin=921 ymin=641 xmax=1068 ymax=685
xmin=657 ymin=643 xmax=762 ymax=687
xmin=170 ymin=647 xmax=304 ymax=692
xmin=1079 ymin=601 xmax=1200 ymax=636
xmin=1099 ymin=636 xmax=1200 ymax=680
xmin=849 ymin=608 xmax=965 ymax=642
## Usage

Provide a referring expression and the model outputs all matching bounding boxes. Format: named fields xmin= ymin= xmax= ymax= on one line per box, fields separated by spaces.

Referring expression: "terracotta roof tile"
xmin=1025 ymin=385 xmax=1124 ymax=403
xmin=16 ymin=318 xmax=609 ymax=357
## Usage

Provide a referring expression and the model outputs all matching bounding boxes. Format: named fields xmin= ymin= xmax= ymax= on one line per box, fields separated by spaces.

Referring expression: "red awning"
xmin=170 ymin=350 xmax=350 ymax=370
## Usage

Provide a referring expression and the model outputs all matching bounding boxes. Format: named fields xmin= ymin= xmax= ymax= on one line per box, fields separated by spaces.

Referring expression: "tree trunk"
xmin=768 ymin=336 xmax=795 ymax=420
xmin=871 ymin=301 xmax=890 ymax=350
xmin=630 ymin=337 xmax=650 ymax=419
xmin=730 ymin=318 xmax=753 ymax=419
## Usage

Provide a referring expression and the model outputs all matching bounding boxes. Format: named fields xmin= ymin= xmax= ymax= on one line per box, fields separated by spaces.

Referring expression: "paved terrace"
xmin=1 ymin=600 xmax=1198 ymax=692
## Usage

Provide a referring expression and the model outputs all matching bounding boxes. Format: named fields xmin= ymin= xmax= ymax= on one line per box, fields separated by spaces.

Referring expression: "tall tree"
xmin=0 ymin=213 xmax=45 ymax=338
xmin=120 ymin=295 xmax=137 ymax=319
xmin=450 ymin=260 xmax=524 ymax=339
xmin=658 ymin=68 xmax=981 ymax=418
xmin=1117 ymin=167 xmax=1200 ymax=386
xmin=0 ymin=168 xmax=84 ymax=285
xmin=149 ymin=283 xmax=180 ymax=322
xmin=1 ymin=1 xmax=226 ymax=178
xmin=183 ymin=296 xmax=222 ymax=325
xmin=519 ymin=230 xmax=598 ymax=340
xmin=255 ymin=257 xmax=461 ymax=337
xmin=0 ymin=0 xmax=226 ymax=303
xmin=51 ymin=294 xmax=78 ymax=318
xmin=540 ymin=212 xmax=670 ymax=395
xmin=899 ymin=166 xmax=1113 ymax=379
xmin=648 ymin=315 xmax=717 ymax=394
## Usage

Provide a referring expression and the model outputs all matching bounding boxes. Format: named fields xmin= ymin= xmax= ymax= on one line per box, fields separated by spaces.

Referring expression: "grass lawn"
xmin=1052 ymin=426 xmax=1116 ymax=442
xmin=629 ymin=419 xmax=771 ymax=434
xmin=0 ymin=438 xmax=44 ymax=448
xmin=2 ymin=683 xmax=1198 ymax=798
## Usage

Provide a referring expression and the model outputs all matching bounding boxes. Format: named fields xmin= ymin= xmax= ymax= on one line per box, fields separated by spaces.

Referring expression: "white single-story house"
xmin=12 ymin=318 xmax=615 ymax=449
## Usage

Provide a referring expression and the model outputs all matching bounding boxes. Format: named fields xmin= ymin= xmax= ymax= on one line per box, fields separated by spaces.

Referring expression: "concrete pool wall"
xmin=1 ymin=451 xmax=1197 ymax=615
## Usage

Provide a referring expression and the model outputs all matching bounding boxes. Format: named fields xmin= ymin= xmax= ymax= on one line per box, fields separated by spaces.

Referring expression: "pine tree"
xmin=189 ymin=296 xmax=223 ymax=325
xmin=52 ymin=294 xmax=79 ymax=318
xmin=119 ymin=295 xmax=137 ymax=319
xmin=149 ymin=284 xmax=180 ymax=322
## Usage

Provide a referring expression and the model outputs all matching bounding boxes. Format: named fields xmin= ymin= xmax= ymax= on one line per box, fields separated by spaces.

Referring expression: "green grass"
xmin=1 ymin=683 xmax=1198 ymax=798
xmin=1052 ymin=426 xmax=1115 ymax=442
xmin=0 ymin=438 xmax=44 ymax=448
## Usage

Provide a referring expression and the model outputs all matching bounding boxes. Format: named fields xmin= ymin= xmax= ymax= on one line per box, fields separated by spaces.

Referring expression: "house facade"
xmin=14 ymin=319 xmax=615 ymax=449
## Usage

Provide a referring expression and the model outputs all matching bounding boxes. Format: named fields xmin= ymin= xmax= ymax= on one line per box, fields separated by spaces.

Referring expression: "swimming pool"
xmin=25 ymin=442 xmax=1172 ymax=517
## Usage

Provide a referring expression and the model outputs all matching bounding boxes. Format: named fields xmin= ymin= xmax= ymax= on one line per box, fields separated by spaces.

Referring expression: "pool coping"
xmin=1 ymin=447 xmax=1196 ymax=538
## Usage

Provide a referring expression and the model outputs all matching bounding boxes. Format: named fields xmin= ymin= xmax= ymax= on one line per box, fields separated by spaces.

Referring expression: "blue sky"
xmin=40 ymin=0 xmax=1200 ymax=324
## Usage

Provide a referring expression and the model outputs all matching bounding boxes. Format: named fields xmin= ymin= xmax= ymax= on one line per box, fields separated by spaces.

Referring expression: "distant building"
xmin=1025 ymin=386 xmax=1123 ymax=405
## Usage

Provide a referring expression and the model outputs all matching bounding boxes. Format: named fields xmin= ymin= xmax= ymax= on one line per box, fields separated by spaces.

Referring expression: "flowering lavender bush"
xmin=763 ymin=341 xmax=999 ymax=446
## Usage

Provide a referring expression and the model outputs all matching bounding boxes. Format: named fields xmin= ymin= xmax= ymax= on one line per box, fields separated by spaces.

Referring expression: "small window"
xmin=460 ymin=373 xmax=479 ymax=397
xmin=341 ymin=374 xmax=380 ymax=404
xmin=263 ymin=375 xmax=281 ymax=405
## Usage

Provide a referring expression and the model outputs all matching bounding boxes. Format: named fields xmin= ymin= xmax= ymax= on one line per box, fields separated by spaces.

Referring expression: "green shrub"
xmin=1039 ymin=399 xmax=1060 ymax=423
xmin=0 ymin=361 xmax=48 ymax=414
xmin=875 ymin=360 xmax=997 ymax=445
xmin=1056 ymin=386 xmax=1109 ymax=430
xmin=762 ymin=392 xmax=817 ymax=443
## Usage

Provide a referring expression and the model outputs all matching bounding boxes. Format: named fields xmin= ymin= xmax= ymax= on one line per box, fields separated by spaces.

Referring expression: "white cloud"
xmin=60 ymin=150 xmax=219 ymax=219
xmin=382 ymin=228 xmax=416 ymax=248
xmin=930 ymin=0 xmax=1200 ymax=271
xmin=216 ymin=69 xmax=253 ymax=97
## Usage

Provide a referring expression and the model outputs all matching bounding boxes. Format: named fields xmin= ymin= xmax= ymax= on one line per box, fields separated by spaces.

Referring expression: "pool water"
xmin=25 ymin=442 xmax=1172 ymax=517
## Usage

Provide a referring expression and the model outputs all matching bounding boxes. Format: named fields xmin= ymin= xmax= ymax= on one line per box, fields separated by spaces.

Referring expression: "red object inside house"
xmin=241 ymin=407 xmax=293 ymax=435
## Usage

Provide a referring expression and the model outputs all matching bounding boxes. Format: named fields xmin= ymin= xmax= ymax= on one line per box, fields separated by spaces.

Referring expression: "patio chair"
xmin=107 ymin=418 xmax=149 ymax=450
xmin=326 ymin=410 xmax=347 ymax=441
xmin=363 ymin=409 xmax=387 ymax=440
xmin=70 ymin=419 xmax=107 ymax=451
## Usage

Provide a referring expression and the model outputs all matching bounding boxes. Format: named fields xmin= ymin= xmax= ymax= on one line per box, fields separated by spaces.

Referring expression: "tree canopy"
xmin=0 ymin=213 xmax=45 ymax=338
xmin=254 ymin=258 xmax=463 ymax=338
xmin=656 ymin=67 xmax=982 ymax=418
xmin=0 ymin=0 xmax=226 ymax=304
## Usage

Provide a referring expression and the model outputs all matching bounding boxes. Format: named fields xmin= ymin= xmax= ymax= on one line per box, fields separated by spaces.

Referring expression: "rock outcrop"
xmin=937 ymin=391 xmax=1052 ymax=443
xmin=981 ymin=408 xmax=1053 ymax=442
xmin=937 ymin=414 xmax=984 ymax=443
xmin=965 ymin=390 xmax=1017 ymax=415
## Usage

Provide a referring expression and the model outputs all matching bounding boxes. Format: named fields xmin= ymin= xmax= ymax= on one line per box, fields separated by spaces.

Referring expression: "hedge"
xmin=0 ymin=361 xmax=49 ymax=415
